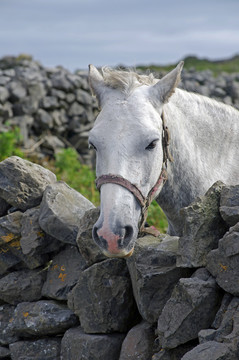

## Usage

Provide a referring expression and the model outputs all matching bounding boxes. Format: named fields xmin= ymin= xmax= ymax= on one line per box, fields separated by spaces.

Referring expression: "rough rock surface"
xmin=181 ymin=341 xmax=235 ymax=360
xmin=0 ymin=198 xmax=10 ymax=217
xmin=206 ymin=223 xmax=239 ymax=296
xmin=0 ymin=346 xmax=10 ymax=359
xmin=197 ymin=294 xmax=239 ymax=357
xmin=220 ymin=185 xmax=239 ymax=226
xmin=10 ymin=300 xmax=78 ymax=336
xmin=61 ymin=326 xmax=125 ymax=360
xmin=0 ymin=156 xmax=56 ymax=211
xmin=39 ymin=181 xmax=94 ymax=244
xmin=41 ymin=245 xmax=87 ymax=301
xmin=0 ymin=304 xmax=19 ymax=345
xmin=157 ymin=268 xmax=221 ymax=349
xmin=68 ymin=258 xmax=137 ymax=333
xmin=0 ymin=269 xmax=46 ymax=305
xmin=119 ymin=321 xmax=156 ymax=360
xmin=177 ymin=181 xmax=228 ymax=267
xmin=127 ymin=235 xmax=191 ymax=323
xmin=0 ymin=209 xmax=48 ymax=269
xmin=9 ymin=338 xmax=61 ymax=360
xmin=76 ymin=207 xmax=107 ymax=266
xmin=20 ymin=206 xmax=60 ymax=256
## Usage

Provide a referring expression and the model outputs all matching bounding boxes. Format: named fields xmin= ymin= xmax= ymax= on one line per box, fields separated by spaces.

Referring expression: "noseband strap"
xmin=95 ymin=168 xmax=168 ymax=235
xmin=95 ymin=111 xmax=171 ymax=236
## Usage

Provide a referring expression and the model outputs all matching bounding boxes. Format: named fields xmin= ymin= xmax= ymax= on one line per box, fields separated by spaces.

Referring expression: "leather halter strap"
xmin=95 ymin=111 xmax=171 ymax=236
xmin=95 ymin=169 xmax=167 ymax=210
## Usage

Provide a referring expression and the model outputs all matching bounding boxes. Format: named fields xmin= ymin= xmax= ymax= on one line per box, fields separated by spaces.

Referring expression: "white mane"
xmin=101 ymin=67 xmax=157 ymax=94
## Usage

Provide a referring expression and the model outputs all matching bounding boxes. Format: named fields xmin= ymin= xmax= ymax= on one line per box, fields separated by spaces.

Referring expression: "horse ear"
xmin=149 ymin=61 xmax=184 ymax=104
xmin=88 ymin=64 xmax=107 ymax=106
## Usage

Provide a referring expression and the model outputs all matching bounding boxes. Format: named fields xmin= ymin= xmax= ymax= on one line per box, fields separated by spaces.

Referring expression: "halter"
xmin=95 ymin=111 xmax=172 ymax=236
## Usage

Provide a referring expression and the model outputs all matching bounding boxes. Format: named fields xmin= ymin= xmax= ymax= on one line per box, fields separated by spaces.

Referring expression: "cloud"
xmin=0 ymin=0 xmax=238 ymax=69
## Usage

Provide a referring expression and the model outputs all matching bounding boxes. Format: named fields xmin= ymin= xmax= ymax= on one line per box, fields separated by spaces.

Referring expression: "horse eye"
xmin=145 ymin=140 xmax=158 ymax=151
xmin=89 ymin=142 xmax=97 ymax=151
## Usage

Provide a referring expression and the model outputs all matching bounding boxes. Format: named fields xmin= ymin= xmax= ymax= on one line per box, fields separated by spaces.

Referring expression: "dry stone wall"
xmin=0 ymin=156 xmax=238 ymax=360
xmin=0 ymin=55 xmax=239 ymax=168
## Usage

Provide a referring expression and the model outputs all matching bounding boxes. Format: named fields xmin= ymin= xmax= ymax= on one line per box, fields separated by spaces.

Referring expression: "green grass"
xmin=137 ymin=54 xmax=239 ymax=76
xmin=54 ymin=147 xmax=99 ymax=205
xmin=0 ymin=127 xmax=24 ymax=161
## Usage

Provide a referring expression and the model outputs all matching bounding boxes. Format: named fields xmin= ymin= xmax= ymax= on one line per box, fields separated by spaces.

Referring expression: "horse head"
xmin=88 ymin=62 xmax=183 ymax=257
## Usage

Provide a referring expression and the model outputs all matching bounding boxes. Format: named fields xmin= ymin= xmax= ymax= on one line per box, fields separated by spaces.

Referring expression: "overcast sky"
xmin=0 ymin=0 xmax=238 ymax=71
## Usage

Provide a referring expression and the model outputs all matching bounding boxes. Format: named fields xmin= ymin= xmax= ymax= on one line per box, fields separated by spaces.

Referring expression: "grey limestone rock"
xmin=0 ymin=304 xmax=19 ymax=345
xmin=0 ymin=248 xmax=20 ymax=276
xmin=68 ymin=258 xmax=137 ymax=333
xmin=0 ymin=86 xmax=9 ymax=103
xmin=50 ymin=72 xmax=73 ymax=91
xmin=41 ymin=135 xmax=65 ymax=156
xmin=177 ymin=181 xmax=227 ymax=268
xmin=68 ymin=101 xmax=85 ymax=116
xmin=220 ymin=185 xmax=239 ymax=226
xmin=10 ymin=300 xmax=78 ymax=336
xmin=0 ymin=156 xmax=56 ymax=211
xmin=7 ymin=81 xmax=26 ymax=102
xmin=35 ymin=108 xmax=53 ymax=129
xmin=0 ymin=346 xmax=10 ymax=359
xmin=218 ymin=222 xmax=239 ymax=257
xmin=157 ymin=268 xmax=221 ymax=349
xmin=61 ymin=326 xmax=125 ymax=360
xmin=0 ymin=210 xmax=49 ymax=269
xmin=41 ymin=245 xmax=86 ymax=301
xmin=0 ymin=269 xmax=46 ymax=305
xmin=0 ymin=102 xmax=12 ymax=119
xmin=39 ymin=181 xmax=95 ymax=245
xmin=9 ymin=338 xmax=61 ymax=360
xmin=17 ymin=95 xmax=39 ymax=115
xmin=76 ymin=88 xmax=93 ymax=105
xmin=28 ymin=82 xmax=46 ymax=101
xmin=181 ymin=341 xmax=236 ymax=360
xmin=0 ymin=198 xmax=10 ymax=217
xmin=127 ymin=235 xmax=191 ymax=323
xmin=76 ymin=207 xmax=107 ymax=266
xmin=206 ymin=224 xmax=239 ymax=296
xmin=0 ymin=211 xmax=22 ymax=245
xmin=198 ymin=295 xmax=239 ymax=357
xmin=152 ymin=342 xmax=198 ymax=360
xmin=20 ymin=207 xmax=61 ymax=256
xmin=40 ymin=95 xmax=59 ymax=110
xmin=119 ymin=321 xmax=156 ymax=360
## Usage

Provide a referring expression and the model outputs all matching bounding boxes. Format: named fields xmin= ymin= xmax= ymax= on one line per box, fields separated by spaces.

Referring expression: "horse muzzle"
xmin=92 ymin=219 xmax=137 ymax=258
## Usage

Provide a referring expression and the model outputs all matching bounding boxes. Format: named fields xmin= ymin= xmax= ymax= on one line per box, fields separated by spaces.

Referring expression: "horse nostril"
xmin=92 ymin=225 xmax=108 ymax=250
xmin=92 ymin=225 xmax=98 ymax=242
xmin=122 ymin=225 xmax=134 ymax=247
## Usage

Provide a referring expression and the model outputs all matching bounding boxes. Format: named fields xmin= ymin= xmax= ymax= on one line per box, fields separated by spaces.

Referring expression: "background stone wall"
xmin=0 ymin=55 xmax=239 ymax=166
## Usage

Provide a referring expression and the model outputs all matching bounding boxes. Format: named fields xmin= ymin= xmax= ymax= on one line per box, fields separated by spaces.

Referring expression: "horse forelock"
xmin=101 ymin=67 xmax=157 ymax=95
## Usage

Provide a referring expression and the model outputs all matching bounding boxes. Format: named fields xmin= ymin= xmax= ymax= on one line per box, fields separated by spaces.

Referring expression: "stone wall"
xmin=0 ymin=55 xmax=239 ymax=167
xmin=0 ymin=156 xmax=238 ymax=360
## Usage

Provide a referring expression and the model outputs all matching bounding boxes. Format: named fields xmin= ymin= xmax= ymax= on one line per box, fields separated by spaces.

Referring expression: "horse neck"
xmin=157 ymin=89 xmax=239 ymax=235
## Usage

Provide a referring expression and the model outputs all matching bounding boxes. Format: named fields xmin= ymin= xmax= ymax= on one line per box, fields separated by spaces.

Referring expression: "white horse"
xmin=88 ymin=62 xmax=239 ymax=258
